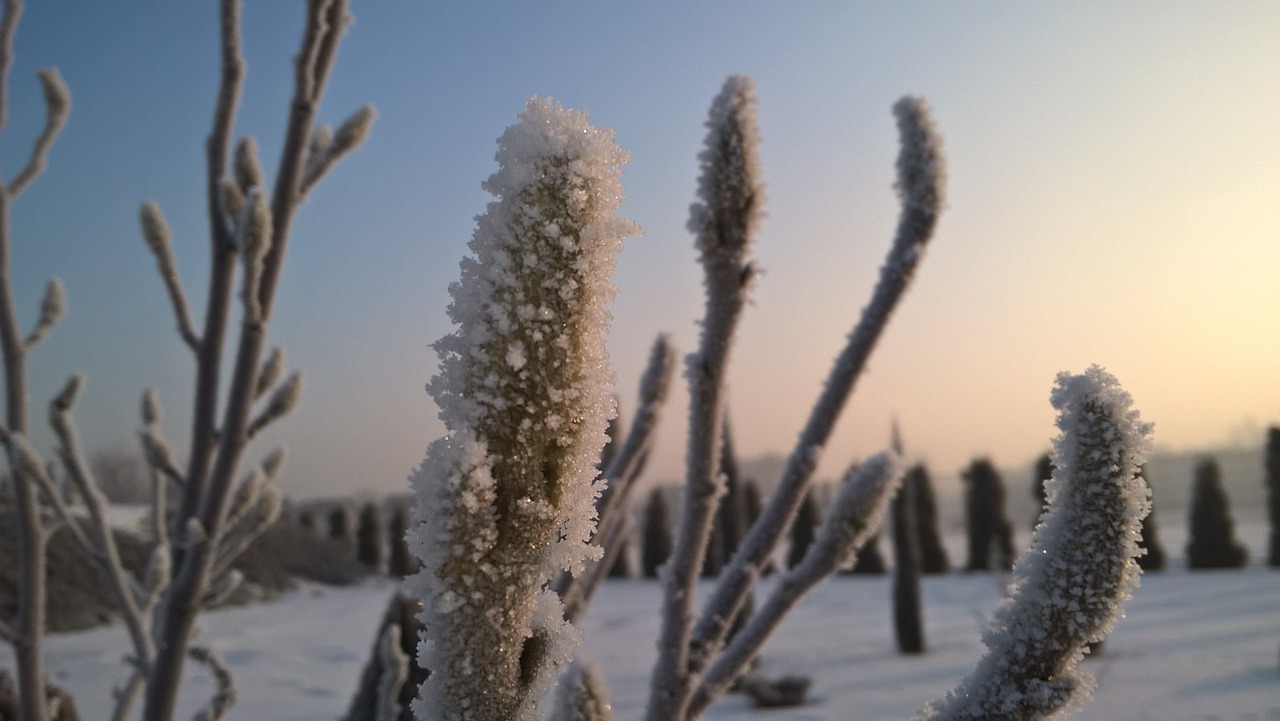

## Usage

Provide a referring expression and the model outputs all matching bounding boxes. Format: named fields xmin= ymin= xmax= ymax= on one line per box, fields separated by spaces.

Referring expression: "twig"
xmin=555 ymin=334 xmax=675 ymax=610
xmin=109 ymin=669 xmax=145 ymax=721
xmin=47 ymin=375 xmax=156 ymax=673
xmin=688 ymin=452 xmax=904 ymax=715
xmin=301 ymin=104 xmax=375 ymax=194
xmin=647 ymin=75 xmax=762 ymax=721
xmin=6 ymin=67 xmax=70 ymax=199
xmin=189 ymin=645 xmax=236 ymax=721
xmin=375 ymin=623 xmax=408 ymax=721
xmin=139 ymin=202 xmax=200 ymax=351
xmin=687 ymin=94 xmax=946 ymax=674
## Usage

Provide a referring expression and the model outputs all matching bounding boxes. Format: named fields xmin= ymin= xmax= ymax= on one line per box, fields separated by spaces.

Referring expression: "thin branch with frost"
xmin=110 ymin=672 xmax=145 ymax=721
xmin=688 ymin=95 xmax=946 ymax=674
xmin=211 ymin=488 xmax=282 ymax=578
xmin=189 ymin=645 xmax=236 ymax=721
xmin=46 ymin=375 xmax=157 ymax=674
xmin=556 ymin=333 xmax=676 ymax=616
xmin=139 ymin=201 xmax=201 ymax=351
xmin=594 ymin=334 xmax=676 ymax=557
xmin=647 ymin=74 xmax=764 ymax=721
xmin=246 ymin=369 xmax=301 ymax=438
xmin=139 ymin=424 xmax=185 ymax=488
xmin=6 ymin=67 xmax=69 ymax=199
xmin=549 ymin=660 xmax=616 ymax=721
xmin=144 ymin=1 xmax=371 ymax=717
xmin=21 ymin=278 xmax=64 ymax=350
xmin=1 ymin=427 xmax=85 ymax=551
xmin=253 ymin=346 xmax=284 ymax=400
xmin=916 ymin=366 xmax=1153 ymax=721
xmin=0 ymin=3 xmax=65 ymax=716
xmin=302 ymin=104 xmax=376 ymax=193
xmin=375 ymin=623 xmax=409 ymax=721
xmin=408 ymin=97 xmax=636 ymax=721
xmin=689 ymin=452 xmax=904 ymax=715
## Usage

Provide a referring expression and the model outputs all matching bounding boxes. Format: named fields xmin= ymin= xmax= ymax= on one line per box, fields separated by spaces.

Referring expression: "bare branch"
xmin=689 ymin=453 xmax=904 ymax=715
xmin=6 ymin=67 xmax=70 ymax=199
xmin=246 ymin=370 xmax=301 ymax=438
xmin=688 ymin=94 xmax=947 ymax=672
xmin=212 ymin=487 xmax=282 ymax=580
xmin=139 ymin=425 xmax=185 ymax=488
xmin=0 ymin=0 xmax=23 ymax=133
xmin=139 ymin=201 xmax=201 ymax=351
xmin=200 ymin=568 xmax=243 ymax=608
xmin=22 ymin=276 xmax=64 ymax=350
xmin=189 ymin=645 xmax=236 ymax=721
xmin=110 ymin=670 xmax=146 ymax=721
xmin=233 ymin=137 xmax=264 ymax=194
xmin=237 ymin=189 xmax=273 ymax=321
xmin=47 ymin=374 xmax=157 ymax=670
xmin=253 ymin=346 xmax=284 ymax=399
xmin=301 ymin=104 xmax=376 ymax=194
xmin=648 ymin=75 xmax=762 ymax=721
xmin=375 ymin=623 xmax=409 ymax=721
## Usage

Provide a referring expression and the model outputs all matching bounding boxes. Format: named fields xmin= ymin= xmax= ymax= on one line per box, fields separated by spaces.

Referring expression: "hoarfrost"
xmin=407 ymin=97 xmax=636 ymax=721
xmin=917 ymin=365 xmax=1153 ymax=721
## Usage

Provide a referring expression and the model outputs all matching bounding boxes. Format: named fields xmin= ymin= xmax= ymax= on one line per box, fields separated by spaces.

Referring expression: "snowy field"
xmin=7 ymin=521 xmax=1278 ymax=720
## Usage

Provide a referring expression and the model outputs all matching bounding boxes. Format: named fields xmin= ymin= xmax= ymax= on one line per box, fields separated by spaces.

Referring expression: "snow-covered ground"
xmin=7 ymin=522 xmax=1278 ymax=720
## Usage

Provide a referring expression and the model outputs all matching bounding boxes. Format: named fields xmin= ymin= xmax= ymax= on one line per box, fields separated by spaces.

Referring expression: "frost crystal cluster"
xmin=408 ymin=98 xmax=638 ymax=721
xmin=918 ymin=365 xmax=1153 ymax=721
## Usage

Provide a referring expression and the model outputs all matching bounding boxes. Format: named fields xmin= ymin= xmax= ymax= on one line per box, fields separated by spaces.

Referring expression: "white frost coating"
xmin=917 ymin=365 xmax=1153 ymax=721
xmin=407 ymin=97 xmax=636 ymax=721
xmin=549 ymin=659 xmax=616 ymax=721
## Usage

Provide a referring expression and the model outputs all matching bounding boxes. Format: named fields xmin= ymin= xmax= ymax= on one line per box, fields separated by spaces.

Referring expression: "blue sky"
xmin=5 ymin=1 xmax=1278 ymax=498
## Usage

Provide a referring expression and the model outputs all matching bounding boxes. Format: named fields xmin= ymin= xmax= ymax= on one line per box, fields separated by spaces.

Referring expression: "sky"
xmin=4 ymin=1 xmax=1278 ymax=499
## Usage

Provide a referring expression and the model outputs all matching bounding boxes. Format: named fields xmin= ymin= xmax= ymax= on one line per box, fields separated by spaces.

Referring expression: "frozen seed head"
xmin=917 ymin=365 xmax=1153 ymax=721
xmin=688 ymin=75 xmax=764 ymax=264
xmin=411 ymin=96 xmax=636 ymax=721
xmin=891 ymin=96 xmax=946 ymax=248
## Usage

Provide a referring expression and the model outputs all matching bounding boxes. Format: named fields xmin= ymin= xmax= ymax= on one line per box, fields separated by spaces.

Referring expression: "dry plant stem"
xmin=688 ymin=453 xmax=903 ymax=716
xmin=688 ymin=97 xmax=945 ymax=673
xmin=647 ymin=76 xmax=761 ymax=721
xmin=568 ymin=514 xmax=632 ymax=622
xmin=189 ymin=646 xmax=235 ymax=721
xmin=7 ymin=68 xmax=69 ymax=199
xmin=145 ymin=2 xmax=355 ymax=719
xmin=375 ymin=624 xmax=408 ymax=721
xmin=556 ymin=334 xmax=675 ymax=609
xmin=0 ymin=0 xmax=65 ymax=717
xmin=110 ymin=672 xmax=145 ymax=721
xmin=173 ymin=0 xmax=245 ymax=548
xmin=47 ymin=378 xmax=156 ymax=675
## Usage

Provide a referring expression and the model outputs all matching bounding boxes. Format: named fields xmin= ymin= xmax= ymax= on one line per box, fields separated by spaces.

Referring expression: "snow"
xmin=9 ymin=521 xmax=1276 ymax=720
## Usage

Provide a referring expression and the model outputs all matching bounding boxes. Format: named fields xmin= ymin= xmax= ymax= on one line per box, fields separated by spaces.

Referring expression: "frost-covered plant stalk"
xmin=548 ymin=660 xmax=616 ymax=721
xmin=0 ymin=1 xmax=71 ymax=718
xmin=408 ymin=97 xmax=637 ymax=721
xmin=917 ymin=365 xmax=1153 ymax=721
xmin=647 ymin=73 xmax=763 ymax=721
